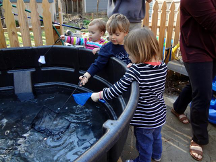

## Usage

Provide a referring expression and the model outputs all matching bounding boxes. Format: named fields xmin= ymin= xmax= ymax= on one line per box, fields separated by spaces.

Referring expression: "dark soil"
xmin=165 ymin=71 xmax=189 ymax=95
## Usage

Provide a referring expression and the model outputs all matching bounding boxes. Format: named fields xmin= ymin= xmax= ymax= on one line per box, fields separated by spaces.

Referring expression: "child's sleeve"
xmin=103 ymin=65 xmax=140 ymax=100
xmin=87 ymin=44 xmax=111 ymax=76
xmin=64 ymin=36 xmax=86 ymax=46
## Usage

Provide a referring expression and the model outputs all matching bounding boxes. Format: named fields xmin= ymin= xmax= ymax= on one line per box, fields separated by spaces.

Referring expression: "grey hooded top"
xmin=107 ymin=0 xmax=146 ymax=23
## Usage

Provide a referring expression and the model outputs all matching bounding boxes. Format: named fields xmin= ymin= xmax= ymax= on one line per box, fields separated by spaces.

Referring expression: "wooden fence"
xmin=0 ymin=0 xmax=180 ymax=62
xmin=0 ymin=0 xmax=64 ymax=49
xmin=143 ymin=1 xmax=180 ymax=62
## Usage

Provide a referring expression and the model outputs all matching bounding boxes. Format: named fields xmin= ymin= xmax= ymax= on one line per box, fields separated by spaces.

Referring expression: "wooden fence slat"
xmin=3 ymin=0 xmax=19 ymax=47
xmin=174 ymin=7 xmax=180 ymax=47
xmin=151 ymin=1 xmax=159 ymax=36
xmin=58 ymin=0 xmax=64 ymax=35
xmin=158 ymin=1 xmax=167 ymax=57
xmin=42 ymin=0 xmax=54 ymax=45
xmin=17 ymin=0 xmax=31 ymax=47
xmin=30 ymin=0 xmax=43 ymax=46
xmin=165 ymin=2 xmax=175 ymax=63
xmin=0 ymin=20 xmax=7 ymax=49
xmin=142 ymin=2 xmax=150 ymax=27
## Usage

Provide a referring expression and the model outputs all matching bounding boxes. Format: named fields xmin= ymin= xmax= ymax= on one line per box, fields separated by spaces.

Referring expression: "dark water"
xmin=0 ymin=86 xmax=116 ymax=162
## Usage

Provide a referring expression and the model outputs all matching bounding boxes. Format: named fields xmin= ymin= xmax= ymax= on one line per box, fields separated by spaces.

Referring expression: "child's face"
xmin=88 ymin=24 xmax=104 ymax=42
xmin=108 ymin=29 xmax=128 ymax=45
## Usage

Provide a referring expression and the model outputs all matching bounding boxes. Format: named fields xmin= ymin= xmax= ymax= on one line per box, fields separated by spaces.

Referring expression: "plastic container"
xmin=0 ymin=46 xmax=139 ymax=162
xmin=209 ymin=98 xmax=216 ymax=124
xmin=209 ymin=76 xmax=216 ymax=124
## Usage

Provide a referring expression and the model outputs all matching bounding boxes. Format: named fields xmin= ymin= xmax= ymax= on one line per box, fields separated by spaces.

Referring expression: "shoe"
xmin=125 ymin=160 xmax=133 ymax=162
xmin=171 ymin=108 xmax=189 ymax=124
xmin=190 ymin=140 xmax=203 ymax=161
xmin=152 ymin=158 xmax=161 ymax=162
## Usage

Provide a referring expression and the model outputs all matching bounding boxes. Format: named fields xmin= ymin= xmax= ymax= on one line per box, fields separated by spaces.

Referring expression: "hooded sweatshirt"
xmin=107 ymin=0 xmax=146 ymax=23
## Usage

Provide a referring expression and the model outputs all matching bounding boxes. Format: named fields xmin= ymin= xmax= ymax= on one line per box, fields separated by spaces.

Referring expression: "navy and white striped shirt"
xmin=103 ymin=62 xmax=167 ymax=129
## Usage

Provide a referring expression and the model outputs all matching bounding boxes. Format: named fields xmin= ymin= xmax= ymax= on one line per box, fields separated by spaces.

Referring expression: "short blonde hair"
xmin=124 ymin=28 xmax=161 ymax=63
xmin=106 ymin=13 xmax=130 ymax=33
xmin=89 ymin=18 xmax=106 ymax=33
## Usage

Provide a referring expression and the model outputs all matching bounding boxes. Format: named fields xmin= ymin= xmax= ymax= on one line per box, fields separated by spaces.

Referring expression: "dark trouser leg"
xmin=173 ymin=83 xmax=192 ymax=114
xmin=185 ymin=62 xmax=215 ymax=145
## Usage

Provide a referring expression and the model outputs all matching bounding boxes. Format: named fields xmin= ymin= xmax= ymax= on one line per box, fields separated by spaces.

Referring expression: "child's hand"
xmin=127 ymin=63 xmax=132 ymax=68
xmin=79 ymin=72 xmax=91 ymax=86
xmin=91 ymin=92 xmax=100 ymax=102
xmin=92 ymin=48 xmax=100 ymax=55
xmin=60 ymin=35 xmax=65 ymax=40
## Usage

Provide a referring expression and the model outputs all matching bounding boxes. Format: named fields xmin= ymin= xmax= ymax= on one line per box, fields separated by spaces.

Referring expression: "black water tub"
xmin=0 ymin=46 xmax=139 ymax=162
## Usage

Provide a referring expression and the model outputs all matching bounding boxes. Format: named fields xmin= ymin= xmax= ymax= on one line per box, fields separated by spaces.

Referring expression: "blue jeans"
xmin=133 ymin=126 xmax=162 ymax=162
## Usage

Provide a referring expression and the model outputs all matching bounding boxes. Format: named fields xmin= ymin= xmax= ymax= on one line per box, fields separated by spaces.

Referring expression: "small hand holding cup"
xmin=79 ymin=72 xmax=91 ymax=86
xmin=91 ymin=91 xmax=103 ymax=102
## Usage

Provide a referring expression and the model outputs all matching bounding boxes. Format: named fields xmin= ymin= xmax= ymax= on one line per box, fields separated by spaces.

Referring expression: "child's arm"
xmin=79 ymin=43 xmax=112 ymax=86
xmin=86 ymin=38 xmax=109 ymax=54
xmin=91 ymin=65 xmax=139 ymax=101
xmin=91 ymin=91 xmax=103 ymax=102
xmin=60 ymin=35 xmax=65 ymax=41
xmin=79 ymin=54 xmax=109 ymax=86
xmin=92 ymin=48 xmax=100 ymax=54
xmin=79 ymin=72 xmax=91 ymax=86
xmin=62 ymin=36 xmax=87 ymax=46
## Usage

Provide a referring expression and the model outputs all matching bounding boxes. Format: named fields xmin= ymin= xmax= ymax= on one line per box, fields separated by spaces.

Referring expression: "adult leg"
xmin=185 ymin=62 xmax=213 ymax=145
xmin=173 ymin=83 xmax=192 ymax=114
xmin=172 ymin=83 xmax=191 ymax=124
xmin=152 ymin=126 xmax=162 ymax=161
xmin=134 ymin=127 xmax=154 ymax=162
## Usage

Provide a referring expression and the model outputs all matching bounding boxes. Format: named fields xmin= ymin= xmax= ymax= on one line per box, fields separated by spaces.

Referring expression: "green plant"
xmin=83 ymin=19 xmax=90 ymax=26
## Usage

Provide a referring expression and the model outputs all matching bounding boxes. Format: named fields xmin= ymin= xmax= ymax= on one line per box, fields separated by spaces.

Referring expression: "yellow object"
xmin=171 ymin=43 xmax=180 ymax=60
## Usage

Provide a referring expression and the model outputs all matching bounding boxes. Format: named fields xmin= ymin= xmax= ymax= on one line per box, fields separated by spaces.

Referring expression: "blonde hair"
xmin=124 ymin=28 xmax=161 ymax=63
xmin=106 ymin=13 xmax=130 ymax=33
xmin=89 ymin=18 xmax=106 ymax=33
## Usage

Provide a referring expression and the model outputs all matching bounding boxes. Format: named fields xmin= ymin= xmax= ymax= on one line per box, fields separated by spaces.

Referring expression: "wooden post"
xmin=58 ymin=0 xmax=64 ymax=35
xmin=165 ymin=2 xmax=175 ymax=63
xmin=3 ymin=0 xmax=19 ymax=47
xmin=82 ymin=0 xmax=85 ymax=15
xmin=142 ymin=2 xmax=150 ymax=27
xmin=0 ymin=19 xmax=7 ymax=49
xmin=71 ymin=0 xmax=74 ymax=13
xmin=42 ymin=0 xmax=54 ymax=45
xmin=158 ymin=1 xmax=167 ymax=58
xmin=173 ymin=7 xmax=180 ymax=47
xmin=53 ymin=25 xmax=61 ymax=45
xmin=17 ymin=0 xmax=31 ymax=47
xmin=30 ymin=0 xmax=43 ymax=46
xmin=77 ymin=0 xmax=79 ymax=14
xmin=91 ymin=13 xmax=94 ymax=20
xmin=96 ymin=0 xmax=100 ymax=18
xmin=66 ymin=0 xmax=69 ymax=19
xmin=151 ymin=1 xmax=159 ymax=36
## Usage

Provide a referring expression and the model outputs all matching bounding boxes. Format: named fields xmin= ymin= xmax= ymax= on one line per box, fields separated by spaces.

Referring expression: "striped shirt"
xmin=64 ymin=36 xmax=108 ymax=50
xmin=103 ymin=62 xmax=167 ymax=129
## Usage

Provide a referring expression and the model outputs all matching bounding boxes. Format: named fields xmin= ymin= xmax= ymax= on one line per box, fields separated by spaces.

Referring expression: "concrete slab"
xmin=120 ymin=93 xmax=216 ymax=162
